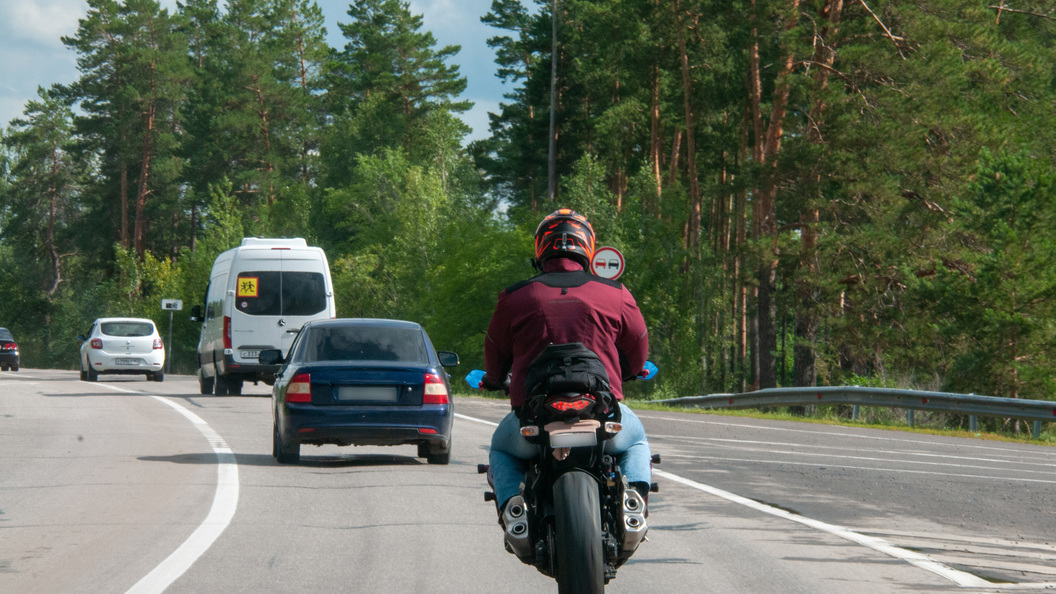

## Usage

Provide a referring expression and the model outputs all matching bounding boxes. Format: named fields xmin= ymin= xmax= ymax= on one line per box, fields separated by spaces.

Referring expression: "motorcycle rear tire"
xmin=553 ymin=470 xmax=604 ymax=594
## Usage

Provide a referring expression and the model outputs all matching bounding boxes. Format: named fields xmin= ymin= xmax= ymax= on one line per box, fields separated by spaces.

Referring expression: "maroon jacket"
xmin=484 ymin=258 xmax=649 ymax=408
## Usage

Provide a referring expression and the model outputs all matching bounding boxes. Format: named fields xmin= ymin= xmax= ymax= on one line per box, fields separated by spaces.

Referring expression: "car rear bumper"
xmin=90 ymin=353 xmax=164 ymax=373
xmin=0 ymin=353 xmax=18 ymax=365
xmin=280 ymin=404 xmax=453 ymax=447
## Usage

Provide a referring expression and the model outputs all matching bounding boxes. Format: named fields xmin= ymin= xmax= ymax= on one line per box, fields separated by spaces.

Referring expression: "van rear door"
xmin=230 ymin=248 xmax=330 ymax=362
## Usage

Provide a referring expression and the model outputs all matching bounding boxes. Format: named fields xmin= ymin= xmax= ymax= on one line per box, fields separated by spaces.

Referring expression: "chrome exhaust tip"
xmin=502 ymin=495 xmax=533 ymax=560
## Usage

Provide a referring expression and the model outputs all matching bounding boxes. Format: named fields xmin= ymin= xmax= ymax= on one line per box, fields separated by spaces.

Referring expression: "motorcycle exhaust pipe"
xmin=621 ymin=489 xmax=648 ymax=553
xmin=502 ymin=495 xmax=533 ymax=560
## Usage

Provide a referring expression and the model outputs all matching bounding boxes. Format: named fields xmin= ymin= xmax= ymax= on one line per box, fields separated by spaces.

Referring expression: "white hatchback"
xmin=79 ymin=318 xmax=166 ymax=382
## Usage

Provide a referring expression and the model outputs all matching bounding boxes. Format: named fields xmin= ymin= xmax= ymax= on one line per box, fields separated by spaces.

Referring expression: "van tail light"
xmin=153 ymin=338 xmax=164 ymax=350
xmin=90 ymin=338 xmax=103 ymax=350
xmin=423 ymin=373 xmax=449 ymax=404
xmin=223 ymin=316 xmax=232 ymax=350
xmin=287 ymin=373 xmax=312 ymax=402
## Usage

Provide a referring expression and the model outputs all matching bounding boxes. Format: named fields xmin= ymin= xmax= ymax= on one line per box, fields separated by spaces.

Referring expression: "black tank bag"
xmin=522 ymin=342 xmax=619 ymax=422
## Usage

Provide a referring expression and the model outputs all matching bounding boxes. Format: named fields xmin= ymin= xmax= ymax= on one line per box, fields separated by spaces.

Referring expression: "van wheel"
xmin=199 ymin=372 xmax=214 ymax=395
xmin=214 ymin=376 xmax=229 ymax=396
xmin=228 ymin=378 xmax=243 ymax=396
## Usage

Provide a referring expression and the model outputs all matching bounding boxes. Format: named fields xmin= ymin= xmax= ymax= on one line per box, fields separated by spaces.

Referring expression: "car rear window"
xmin=100 ymin=322 xmax=155 ymax=337
xmin=0 ymin=328 xmax=12 ymax=341
xmin=235 ymin=271 xmax=327 ymax=317
xmin=304 ymin=326 xmax=428 ymax=363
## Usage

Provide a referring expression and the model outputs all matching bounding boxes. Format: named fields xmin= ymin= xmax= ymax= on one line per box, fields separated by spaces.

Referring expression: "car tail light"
xmin=90 ymin=338 xmax=103 ymax=350
xmin=153 ymin=338 xmax=164 ymax=350
xmin=423 ymin=373 xmax=449 ymax=404
xmin=223 ymin=316 xmax=232 ymax=350
xmin=287 ymin=373 xmax=312 ymax=403
xmin=1 ymin=342 xmax=15 ymax=351
xmin=547 ymin=395 xmax=595 ymax=412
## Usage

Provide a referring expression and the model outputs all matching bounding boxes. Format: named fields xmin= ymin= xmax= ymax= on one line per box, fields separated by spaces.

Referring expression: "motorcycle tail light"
xmin=547 ymin=395 xmax=594 ymax=412
xmin=287 ymin=373 xmax=312 ymax=402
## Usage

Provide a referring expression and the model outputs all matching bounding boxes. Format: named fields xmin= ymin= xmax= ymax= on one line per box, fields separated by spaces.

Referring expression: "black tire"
xmin=80 ymin=368 xmax=88 ymax=381
xmin=11 ymin=366 xmax=17 ymax=372
xmin=273 ymin=421 xmax=300 ymax=464
xmin=199 ymin=372 xmax=214 ymax=395
xmin=1 ymin=366 xmax=7 ymax=371
xmin=86 ymin=365 xmax=99 ymax=382
xmin=228 ymin=378 xmax=243 ymax=396
xmin=426 ymin=439 xmax=451 ymax=465
xmin=417 ymin=443 xmax=430 ymax=459
xmin=553 ymin=471 xmax=604 ymax=594
xmin=214 ymin=376 xmax=229 ymax=396
xmin=152 ymin=371 xmax=164 ymax=382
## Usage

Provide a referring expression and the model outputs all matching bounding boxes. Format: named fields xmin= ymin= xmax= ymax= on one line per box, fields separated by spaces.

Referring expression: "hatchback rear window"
xmin=304 ymin=326 xmax=428 ymax=363
xmin=101 ymin=322 xmax=155 ymax=337
xmin=235 ymin=271 xmax=327 ymax=317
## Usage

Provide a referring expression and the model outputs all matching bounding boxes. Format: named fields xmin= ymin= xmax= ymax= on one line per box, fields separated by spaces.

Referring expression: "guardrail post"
xmin=1033 ymin=421 xmax=1042 ymax=439
xmin=852 ymin=405 xmax=859 ymax=421
xmin=907 ymin=409 xmax=915 ymax=428
xmin=970 ymin=416 xmax=978 ymax=432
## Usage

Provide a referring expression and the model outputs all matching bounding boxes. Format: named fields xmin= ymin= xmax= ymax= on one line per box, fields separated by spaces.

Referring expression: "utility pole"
xmin=547 ymin=0 xmax=559 ymax=203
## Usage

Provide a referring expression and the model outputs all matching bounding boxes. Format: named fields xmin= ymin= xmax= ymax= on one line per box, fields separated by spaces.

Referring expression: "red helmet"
xmin=534 ymin=208 xmax=595 ymax=267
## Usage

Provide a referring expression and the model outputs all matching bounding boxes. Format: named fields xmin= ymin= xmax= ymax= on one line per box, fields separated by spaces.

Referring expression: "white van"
xmin=194 ymin=238 xmax=336 ymax=395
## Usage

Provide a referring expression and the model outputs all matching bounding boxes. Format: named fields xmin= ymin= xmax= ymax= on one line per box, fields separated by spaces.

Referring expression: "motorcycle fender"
xmin=545 ymin=420 xmax=601 ymax=448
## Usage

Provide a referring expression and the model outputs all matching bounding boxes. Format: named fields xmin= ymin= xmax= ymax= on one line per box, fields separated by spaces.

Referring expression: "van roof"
xmin=239 ymin=237 xmax=308 ymax=248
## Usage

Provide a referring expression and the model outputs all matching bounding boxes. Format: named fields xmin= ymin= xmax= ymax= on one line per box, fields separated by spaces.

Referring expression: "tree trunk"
xmin=134 ymin=55 xmax=158 ymax=259
xmin=676 ymin=0 xmax=701 ymax=252
xmin=793 ymin=0 xmax=843 ymax=388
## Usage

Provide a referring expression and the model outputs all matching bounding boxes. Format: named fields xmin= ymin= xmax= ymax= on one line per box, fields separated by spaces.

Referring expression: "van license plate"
xmin=240 ymin=350 xmax=260 ymax=359
xmin=115 ymin=358 xmax=139 ymax=365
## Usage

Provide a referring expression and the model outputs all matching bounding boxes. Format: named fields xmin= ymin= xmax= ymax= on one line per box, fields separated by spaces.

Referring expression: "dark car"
xmin=0 ymin=328 xmax=19 ymax=371
xmin=264 ymin=318 xmax=459 ymax=465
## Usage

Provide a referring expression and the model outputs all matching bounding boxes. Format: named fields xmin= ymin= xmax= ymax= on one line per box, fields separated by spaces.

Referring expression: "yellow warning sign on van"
xmin=237 ymin=277 xmax=259 ymax=298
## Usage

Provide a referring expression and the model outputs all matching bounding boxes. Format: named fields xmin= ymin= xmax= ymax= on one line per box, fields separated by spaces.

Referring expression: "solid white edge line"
xmin=455 ymin=411 xmax=1056 ymax=590
xmin=123 ymin=395 xmax=240 ymax=594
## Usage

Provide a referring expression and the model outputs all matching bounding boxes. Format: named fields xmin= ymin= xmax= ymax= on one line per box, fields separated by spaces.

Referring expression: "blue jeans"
xmin=488 ymin=403 xmax=652 ymax=507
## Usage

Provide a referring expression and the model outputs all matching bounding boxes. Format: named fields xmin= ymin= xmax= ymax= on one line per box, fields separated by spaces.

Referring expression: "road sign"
xmin=591 ymin=246 xmax=625 ymax=280
xmin=161 ymin=299 xmax=183 ymax=311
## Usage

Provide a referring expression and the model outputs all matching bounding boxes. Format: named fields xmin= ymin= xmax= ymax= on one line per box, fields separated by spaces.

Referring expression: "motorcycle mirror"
xmin=640 ymin=361 xmax=658 ymax=380
xmin=465 ymin=369 xmax=486 ymax=389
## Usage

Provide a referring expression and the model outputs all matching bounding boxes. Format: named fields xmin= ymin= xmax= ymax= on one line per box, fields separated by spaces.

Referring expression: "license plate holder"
xmin=115 ymin=358 xmax=140 ymax=365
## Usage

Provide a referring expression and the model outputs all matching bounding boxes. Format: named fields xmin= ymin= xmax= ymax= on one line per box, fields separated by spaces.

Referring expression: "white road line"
xmin=91 ymin=384 xmax=239 ymax=594
xmin=455 ymin=410 xmax=1056 ymax=590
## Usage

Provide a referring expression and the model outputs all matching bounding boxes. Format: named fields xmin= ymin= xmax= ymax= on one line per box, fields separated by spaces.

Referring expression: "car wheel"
xmin=80 ymin=367 xmax=87 ymax=381
xmin=427 ymin=439 xmax=451 ymax=465
xmin=417 ymin=443 xmax=430 ymax=459
xmin=199 ymin=372 xmax=214 ymax=395
xmin=86 ymin=365 xmax=99 ymax=382
xmin=1 ymin=366 xmax=7 ymax=371
xmin=273 ymin=421 xmax=300 ymax=464
xmin=152 ymin=371 xmax=164 ymax=382
xmin=11 ymin=366 xmax=17 ymax=372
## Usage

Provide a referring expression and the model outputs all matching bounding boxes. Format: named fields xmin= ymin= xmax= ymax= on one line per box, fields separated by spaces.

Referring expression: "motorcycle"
xmin=466 ymin=343 xmax=659 ymax=593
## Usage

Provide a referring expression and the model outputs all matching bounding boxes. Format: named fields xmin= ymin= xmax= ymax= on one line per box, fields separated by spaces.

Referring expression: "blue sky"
xmin=0 ymin=0 xmax=510 ymax=142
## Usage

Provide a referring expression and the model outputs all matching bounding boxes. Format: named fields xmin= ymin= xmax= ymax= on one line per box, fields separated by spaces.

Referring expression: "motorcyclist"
xmin=482 ymin=208 xmax=653 ymax=519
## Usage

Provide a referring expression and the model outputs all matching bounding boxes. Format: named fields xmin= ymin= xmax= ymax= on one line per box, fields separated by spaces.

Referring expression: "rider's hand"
xmin=480 ymin=374 xmax=506 ymax=392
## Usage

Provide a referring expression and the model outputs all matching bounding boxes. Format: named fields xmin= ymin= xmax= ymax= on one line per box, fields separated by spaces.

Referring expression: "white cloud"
xmin=0 ymin=0 xmax=85 ymax=47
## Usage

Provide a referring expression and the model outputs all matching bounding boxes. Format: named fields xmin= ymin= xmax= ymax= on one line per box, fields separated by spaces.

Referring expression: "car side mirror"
xmin=437 ymin=351 xmax=459 ymax=368
xmin=190 ymin=305 xmax=203 ymax=322
xmin=76 ymin=335 xmax=86 ymax=342
xmin=258 ymin=349 xmax=284 ymax=366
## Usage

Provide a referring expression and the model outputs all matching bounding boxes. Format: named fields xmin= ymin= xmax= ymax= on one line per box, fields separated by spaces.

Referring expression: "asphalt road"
xmin=1 ymin=369 xmax=1053 ymax=593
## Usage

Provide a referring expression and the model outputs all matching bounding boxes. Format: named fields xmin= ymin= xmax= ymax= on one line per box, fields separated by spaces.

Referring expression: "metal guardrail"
xmin=653 ymin=386 xmax=1055 ymax=436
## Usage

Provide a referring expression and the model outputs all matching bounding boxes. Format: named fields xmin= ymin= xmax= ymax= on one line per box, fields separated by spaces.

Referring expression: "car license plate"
xmin=240 ymin=350 xmax=260 ymax=359
xmin=115 ymin=358 xmax=140 ymax=365
xmin=336 ymin=386 xmax=399 ymax=402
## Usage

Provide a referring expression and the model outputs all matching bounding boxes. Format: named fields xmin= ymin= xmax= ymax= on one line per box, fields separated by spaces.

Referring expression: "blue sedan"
xmin=262 ymin=318 xmax=458 ymax=465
